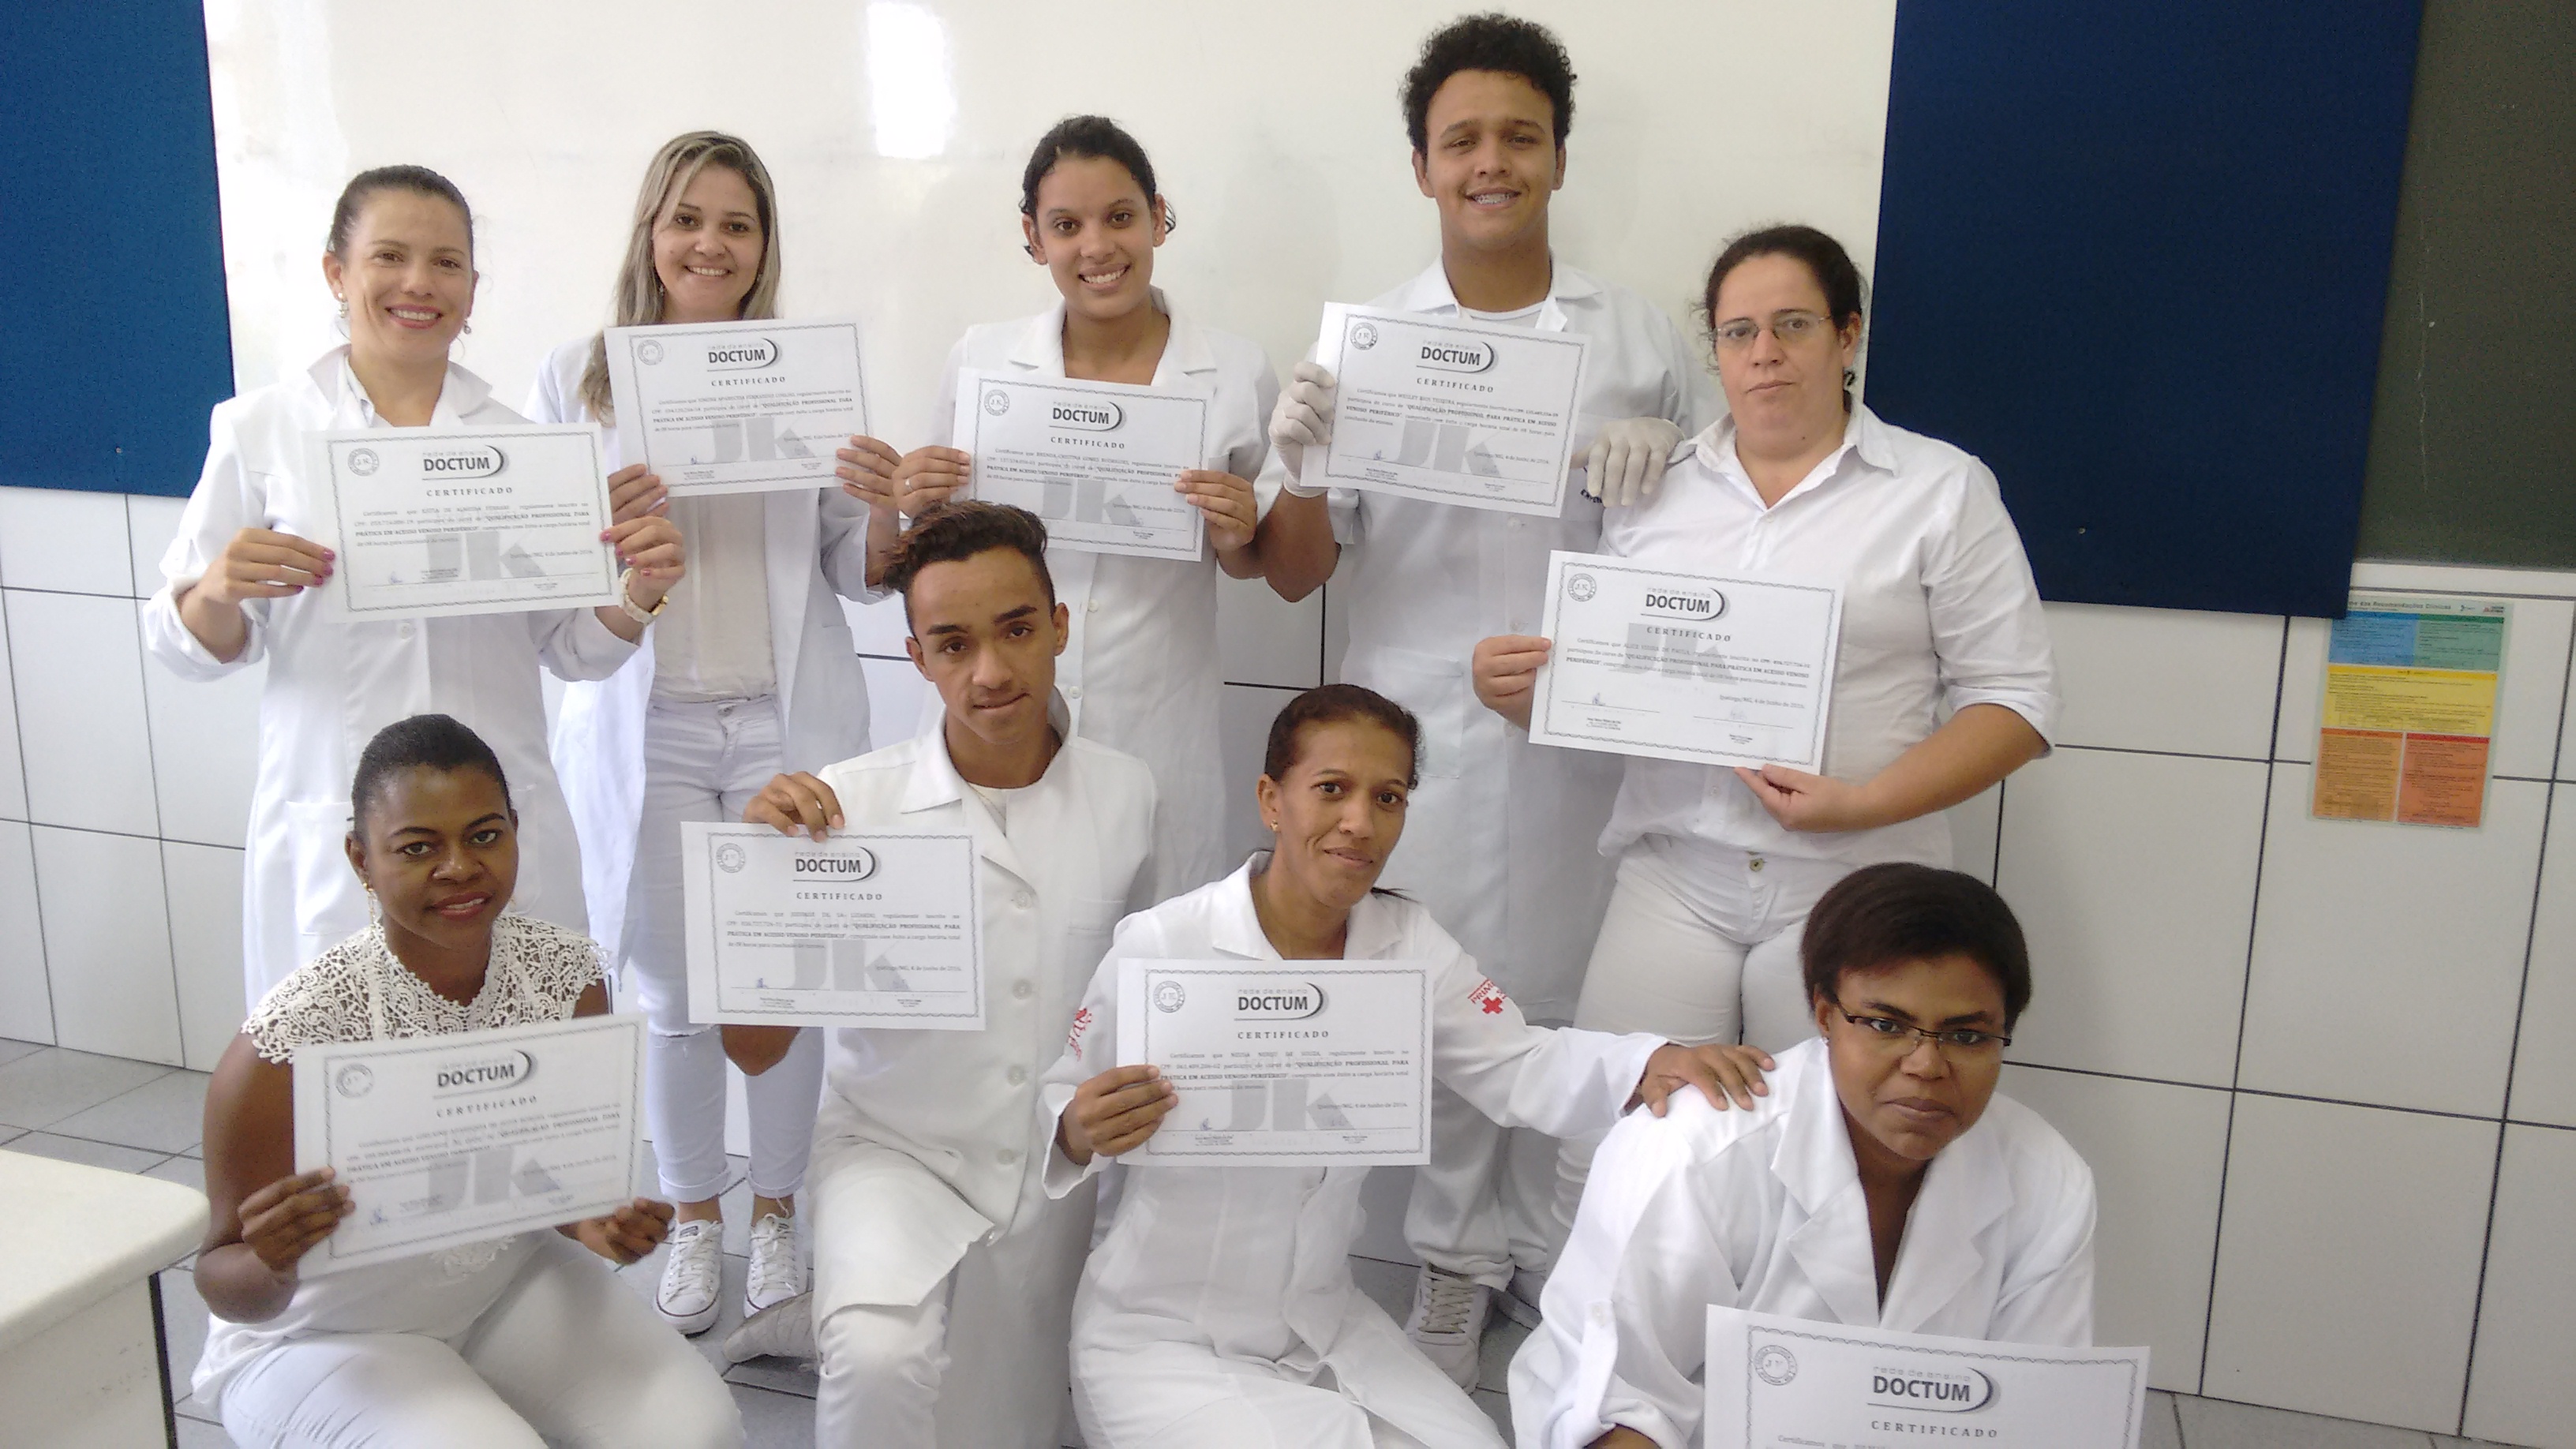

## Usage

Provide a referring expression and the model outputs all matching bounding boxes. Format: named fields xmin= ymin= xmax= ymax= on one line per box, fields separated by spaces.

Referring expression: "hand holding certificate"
xmin=1705 ymin=1306 xmax=2151 ymax=1448
xmin=1116 ymin=961 xmax=1432 ymax=1166
xmin=955 ymin=370 xmax=1214 ymax=560
xmin=1530 ymin=550 xmax=1843 ymax=770
xmin=290 ymin=1014 xmax=645 ymax=1275
xmin=303 ymin=426 xmax=621 ymax=622
xmin=682 ymin=823 xmax=985 ymax=1029
xmin=1314 ymin=304 xmax=1589 ymax=516
xmin=604 ymin=319 xmax=871 ymax=496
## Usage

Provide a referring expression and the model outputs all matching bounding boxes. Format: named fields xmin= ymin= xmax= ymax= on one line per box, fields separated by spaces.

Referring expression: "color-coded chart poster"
xmin=2312 ymin=595 xmax=2509 ymax=828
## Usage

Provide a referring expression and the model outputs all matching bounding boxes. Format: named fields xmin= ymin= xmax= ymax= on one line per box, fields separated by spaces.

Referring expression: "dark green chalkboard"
xmin=2355 ymin=1 xmax=2576 ymax=568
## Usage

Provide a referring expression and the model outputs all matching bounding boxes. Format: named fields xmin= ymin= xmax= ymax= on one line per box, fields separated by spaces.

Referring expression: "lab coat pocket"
xmin=1345 ymin=646 xmax=1466 ymax=781
xmin=285 ymin=798 xmax=369 ymax=956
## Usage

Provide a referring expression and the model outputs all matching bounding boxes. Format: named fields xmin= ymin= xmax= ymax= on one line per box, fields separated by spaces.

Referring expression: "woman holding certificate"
xmin=890 ymin=116 xmax=1285 ymax=900
xmin=141 ymin=166 xmax=685 ymax=1007
xmin=1040 ymin=684 xmax=1769 ymax=1449
xmin=530 ymin=131 xmax=900 ymax=1339
xmin=1469 ymin=225 xmax=2058 ymax=1231
xmin=191 ymin=713 xmax=742 ymax=1447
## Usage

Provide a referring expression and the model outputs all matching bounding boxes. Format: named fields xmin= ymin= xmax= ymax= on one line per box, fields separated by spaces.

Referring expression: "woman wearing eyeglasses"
xmin=1510 ymin=863 xmax=2096 ymax=1449
xmin=1470 ymin=224 xmax=2057 ymax=1240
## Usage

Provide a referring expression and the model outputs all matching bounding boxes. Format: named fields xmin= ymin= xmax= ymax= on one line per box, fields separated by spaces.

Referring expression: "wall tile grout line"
xmin=2015 ymin=1057 xmax=2544 ymax=1127
xmin=126 ymin=514 xmax=198 ymax=1067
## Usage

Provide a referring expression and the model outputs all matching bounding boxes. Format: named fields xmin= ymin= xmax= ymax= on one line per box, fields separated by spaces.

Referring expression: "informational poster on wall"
xmin=2311 ymin=594 xmax=2508 ymax=828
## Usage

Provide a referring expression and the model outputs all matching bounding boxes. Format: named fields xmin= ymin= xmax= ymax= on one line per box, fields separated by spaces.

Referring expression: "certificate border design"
xmin=1733 ymin=1321 xmax=2146 ymax=1449
xmin=608 ymin=317 xmax=873 ymax=496
xmin=296 ymin=1013 xmax=644 ymax=1275
xmin=1129 ymin=962 xmax=1436 ymax=1166
xmin=1531 ymin=551 xmax=1843 ymax=771
xmin=959 ymin=369 xmax=1214 ymax=562
xmin=682 ymin=824 xmax=988 ymax=1030
xmin=312 ymin=425 xmax=621 ymax=621
xmin=1316 ymin=305 xmax=1591 ymax=519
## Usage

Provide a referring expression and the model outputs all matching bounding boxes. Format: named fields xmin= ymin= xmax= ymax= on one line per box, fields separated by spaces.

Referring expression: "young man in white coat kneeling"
xmin=721 ymin=500 xmax=1157 ymax=1449
xmin=1511 ymin=863 xmax=2097 ymax=1449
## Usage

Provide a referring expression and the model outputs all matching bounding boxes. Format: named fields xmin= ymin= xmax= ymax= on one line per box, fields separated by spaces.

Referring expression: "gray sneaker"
xmin=1404 ymin=1264 xmax=1490 ymax=1388
xmin=721 ymin=1290 xmax=817 ymax=1365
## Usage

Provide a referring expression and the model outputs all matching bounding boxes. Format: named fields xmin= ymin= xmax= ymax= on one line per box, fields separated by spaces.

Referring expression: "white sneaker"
xmin=722 ymin=1290 xmax=817 ymax=1365
xmin=654 ymin=1218 xmax=724 ymax=1335
xmin=1404 ymin=1264 xmax=1490 ymax=1388
xmin=744 ymin=1211 xmax=803 ymax=1316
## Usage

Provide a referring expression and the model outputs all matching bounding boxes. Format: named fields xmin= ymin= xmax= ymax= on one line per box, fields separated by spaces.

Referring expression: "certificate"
xmin=680 ymin=823 xmax=984 ymax=1029
xmin=955 ymin=370 xmax=1211 ymax=560
xmin=605 ymin=319 xmax=871 ymax=496
xmin=1530 ymin=551 xmax=1843 ymax=771
xmin=1705 ymin=1306 xmax=2151 ymax=1448
xmin=1313 ymin=304 xmax=1589 ymax=516
xmin=305 ymin=426 xmax=621 ymax=622
xmin=1118 ymin=960 xmax=1432 ymax=1167
xmin=291 ymin=1013 xmax=644 ymax=1276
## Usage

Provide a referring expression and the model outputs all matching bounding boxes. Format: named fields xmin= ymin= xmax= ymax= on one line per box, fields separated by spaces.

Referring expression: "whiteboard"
xmin=203 ymin=0 xmax=1896 ymax=445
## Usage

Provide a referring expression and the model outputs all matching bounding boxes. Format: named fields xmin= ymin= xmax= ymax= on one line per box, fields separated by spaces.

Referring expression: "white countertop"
xmin=0 ymin=1151 xmax=208 ymax=1356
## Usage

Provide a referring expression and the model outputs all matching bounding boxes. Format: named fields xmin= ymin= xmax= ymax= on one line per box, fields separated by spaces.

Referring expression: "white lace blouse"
xmin=242 ymin=912 xmax=604 ymax=1063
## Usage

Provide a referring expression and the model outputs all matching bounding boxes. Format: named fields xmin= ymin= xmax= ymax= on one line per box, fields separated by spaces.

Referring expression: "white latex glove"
xmin=1268 ymin=362 xmax=1337 ymax=497
xmin=1580 ymin=416 xmax=1687 ymax=507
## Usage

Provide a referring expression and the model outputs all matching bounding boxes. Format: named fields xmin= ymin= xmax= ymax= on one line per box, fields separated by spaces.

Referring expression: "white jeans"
xmin=218 ymin=1234 xmax=742 ymax=1448
xmin=626 ymin=695 xmax=824 ymax=1202
xmin=1405 ymin=1072 xmax=1566 ymax=1288
xmin=1550 ymin=835 xmax=1852 ymax=1241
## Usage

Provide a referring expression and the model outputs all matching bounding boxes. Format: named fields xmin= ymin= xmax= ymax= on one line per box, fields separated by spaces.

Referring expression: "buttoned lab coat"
xmin=1037 ymin=859 xmax=1667 ymax=1447
xmin=930 ymin=293 xmax=1278 ymax=903
xmin=143 ymin=349 xmax=632 ymax=1002
xmin=526 ymin=340 xmax=878 ymax=963
xmin=807 ymin=702 xmax=1155 ymax=1312
xmin=1294 ymin=261 xmax=1721 ymax=1019
xmin=1511 ymin=1038 xmax=2097 ymax=1449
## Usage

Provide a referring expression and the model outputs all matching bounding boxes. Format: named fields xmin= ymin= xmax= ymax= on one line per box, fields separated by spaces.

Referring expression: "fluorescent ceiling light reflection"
xmin=867 ymin=2 xmax=957 ymax=159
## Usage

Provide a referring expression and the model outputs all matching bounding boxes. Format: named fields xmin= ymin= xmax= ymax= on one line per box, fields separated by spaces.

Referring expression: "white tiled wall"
xmin=5 ymin=485 xmax=2574 ymax=1443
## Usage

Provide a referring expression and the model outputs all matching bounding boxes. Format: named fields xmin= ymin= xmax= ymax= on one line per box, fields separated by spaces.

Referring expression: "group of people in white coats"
xmin=154 ymin=11 xmax=2103 ymax=1448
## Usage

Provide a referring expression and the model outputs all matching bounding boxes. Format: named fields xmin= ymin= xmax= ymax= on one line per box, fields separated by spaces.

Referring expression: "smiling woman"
xmin=185 ymin=713 xmax=744 ymax=1448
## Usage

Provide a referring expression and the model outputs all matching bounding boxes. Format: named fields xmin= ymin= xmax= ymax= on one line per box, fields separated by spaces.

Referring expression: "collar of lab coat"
xmin=1391 ymin=254 xmax=1601 ymax=332
xmin=1003 ymin=287 xmax=1219 ymax=386
xmin=1771 ymin=1039 xmax=2016 ymax=1330
xmin=304 ymin=344 xmax=497 ymax=428
xmin=895 ymin=688 xmax=1076 ymax=887
xmin=1683 ymin=402 xmax=1900 ymax=510
xmin=1201 ymin=853 xmax=1413 ymax=961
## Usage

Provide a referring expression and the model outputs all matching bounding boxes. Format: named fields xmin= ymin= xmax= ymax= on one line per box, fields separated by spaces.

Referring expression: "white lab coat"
xmin=142 ymin=348 xmax=632 ymax=1002
xmin=1294 ymin=260 xmax=1721 ymax=1017
xmin=525 ymin=338 xmax=878 ymax=964
xmin=803 ymin=700 xmax=1155 ymax=1446
xmin=1038 ymin=858 xmax=1667 ymax=1448
xmin=930 ymin=292 xmax=1279 ymax=903
xmin=1511 ymin=1038 xmax=2098 ymax=1449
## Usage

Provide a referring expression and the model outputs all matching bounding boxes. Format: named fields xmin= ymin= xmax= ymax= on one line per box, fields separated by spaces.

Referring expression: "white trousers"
xmin=1405 ymin=1067 xmax=1566 ymax=1287
xmin=1550 ymin=836 xmax=1851 ymax=1241
xmin=809 ymin=1144 xmax=1095 ymax=1448
xmin=626 ymin=695 xmax=824 ymax=1202
xmin=218 ymin=1233 xmax=742 ymax=1449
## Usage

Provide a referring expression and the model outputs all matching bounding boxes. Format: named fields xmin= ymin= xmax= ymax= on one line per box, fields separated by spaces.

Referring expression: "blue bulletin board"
xmin=0 ymin=1 xmax=235 ymax=498
xmin=1866 ymin=2 xmax=2422 ymax=619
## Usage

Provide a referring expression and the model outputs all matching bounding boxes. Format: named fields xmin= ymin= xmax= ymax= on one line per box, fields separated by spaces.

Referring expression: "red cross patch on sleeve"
xmin=1470 ymin=979 xmax=1509 ymax=1016
xmin=1066 ymin=1006 xmax=1094 ymax=1061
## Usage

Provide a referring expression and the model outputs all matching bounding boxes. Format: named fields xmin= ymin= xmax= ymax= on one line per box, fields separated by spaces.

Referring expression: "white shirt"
xmin=809 ymin=702 xmax=1156 ymax=1306
xmin=1511 ymin=1038 xmax=2097 ymax=1449
xmin=1039 ymin=859 xmax=1664 ymax=1434
xmin=651 ymin=493 xmax=776 ymax=701
xmin=1275 ymin=258 xmax=1721 ymax=1017
xmin=525 ymin=337 xmax=880 ymax=962
xmin=932 ymin=291 xmax=1278 ymax=904
xmin=142 ymin=347 xmax=631 ymax=999
xmin=1598 ymin=405 xmax=2060 ymax=867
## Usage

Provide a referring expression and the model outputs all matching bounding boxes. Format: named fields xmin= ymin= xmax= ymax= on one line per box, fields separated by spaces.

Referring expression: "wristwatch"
xmin=616 ymin=567 xmax=668 ymax=625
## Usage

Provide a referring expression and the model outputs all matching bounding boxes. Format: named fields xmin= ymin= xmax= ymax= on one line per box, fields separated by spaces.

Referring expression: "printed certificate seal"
xmin=1752 ymin=1344 xmax=1798 ymax=1387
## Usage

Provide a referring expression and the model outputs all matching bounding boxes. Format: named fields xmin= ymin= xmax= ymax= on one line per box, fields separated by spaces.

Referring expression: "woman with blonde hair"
xmin=530 ymin=130 xmax=904 ymax=1337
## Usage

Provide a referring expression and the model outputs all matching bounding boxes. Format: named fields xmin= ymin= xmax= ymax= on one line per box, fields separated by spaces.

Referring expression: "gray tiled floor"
xmin=1 ymin=1036 xmax=2534 ymax=1448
